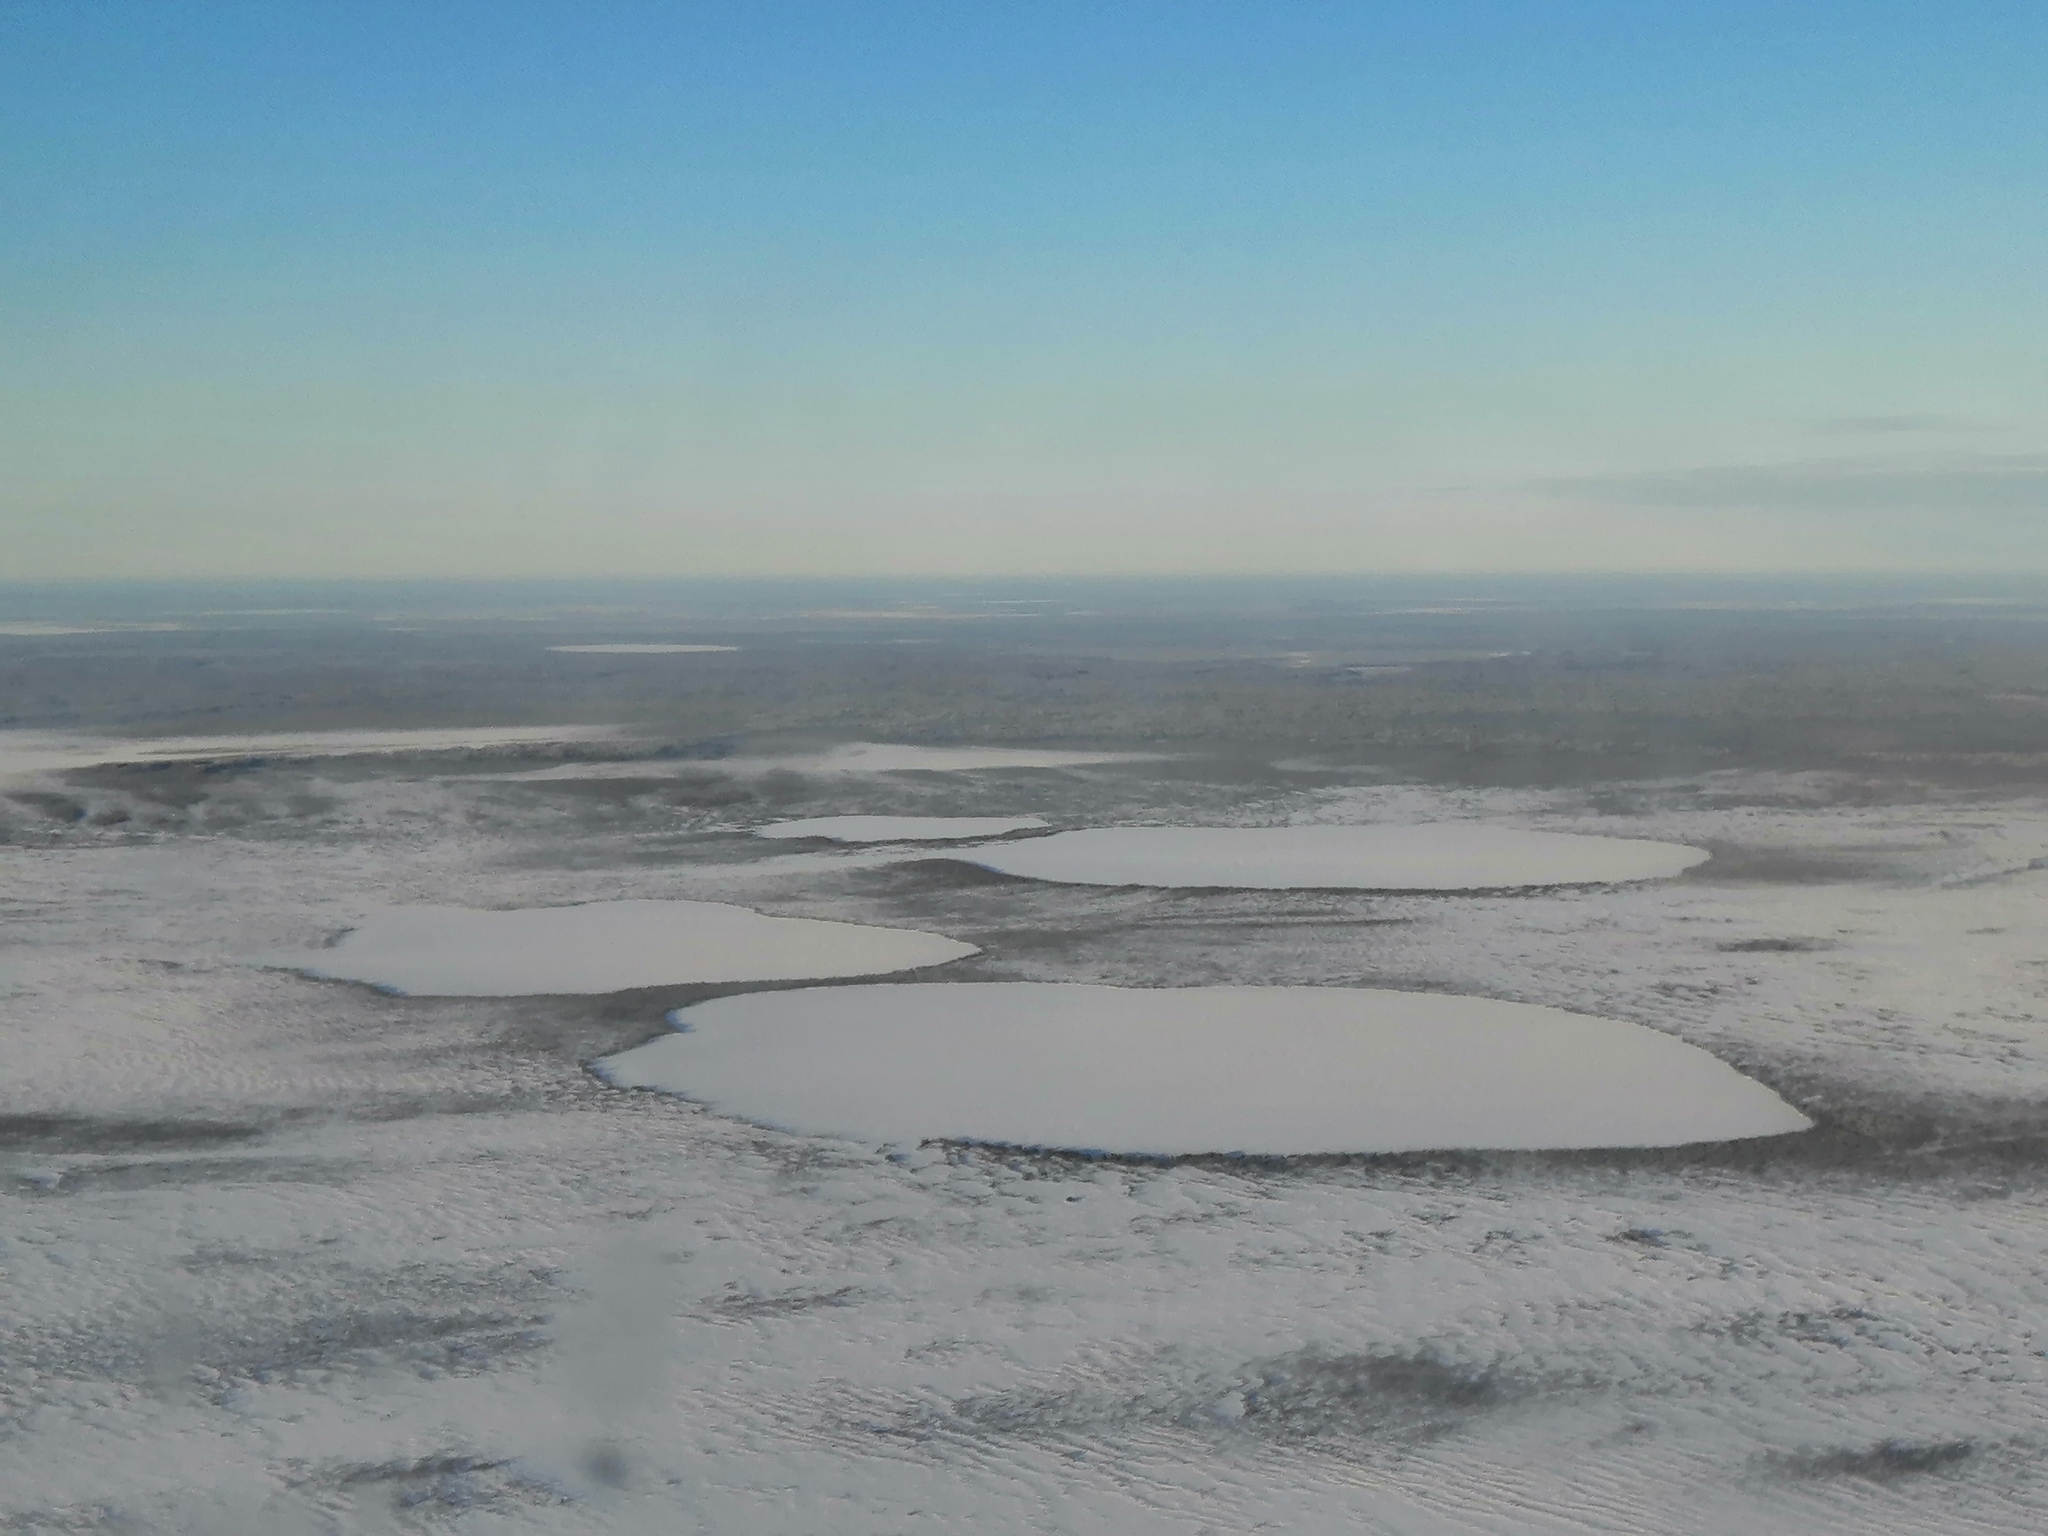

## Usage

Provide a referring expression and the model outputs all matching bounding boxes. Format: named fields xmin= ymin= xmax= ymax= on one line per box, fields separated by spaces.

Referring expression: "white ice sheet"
xmin=951 ymin=822 xmax=1709 ymax=889
xmin=0 ymin=724 xmax=623 ymax=783
xmin=598 ymin=983 xmax=1809 ymax=1153
xmin=0 ymin=622 xmax=185 ymax=635
xmin=489 ymin=741 xmax=1169 ymax=782
xmin=756 ymin=815 xmax=1051 ymax=842
xmin=270 ymin=899 xmax=977 ymax=996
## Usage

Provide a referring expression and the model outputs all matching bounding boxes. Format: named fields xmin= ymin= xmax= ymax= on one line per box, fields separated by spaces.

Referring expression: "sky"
xmin=3 ymin=1 xmax=2044 ymax=579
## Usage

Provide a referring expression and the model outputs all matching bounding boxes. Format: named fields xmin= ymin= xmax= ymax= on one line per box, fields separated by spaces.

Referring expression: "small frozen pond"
xmin=0 ymin=724 xmax=624 ymax=785
xmin=0 ymin=622 xmax=186 ymax=636
xmin=770 ymin=744 xmax=1156 ymax=773
xmin=597 ymin=983 xmax=1811 ymax=1155
xmin=272 ymin=900 xmax=976 ymax=996
xmin=950 ymin=823 xmax=1709 ymax=890
xmin=756 ymin=815 xmax=1050 ymax=842
xmin=493 ymin=741 xmax=1168 ymax=782
xmin=548 ymin=644 xmax=739 ymax=653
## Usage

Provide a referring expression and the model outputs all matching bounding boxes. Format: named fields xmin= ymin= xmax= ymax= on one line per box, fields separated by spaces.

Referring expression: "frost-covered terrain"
xmin=8 ymin=745 xmax=2048 ymax=1534
xmin=954 ymin=823 xmax=1709 ymax=889
xmin=272 ymin=900 xmax=977 ymax=996
xmin=8 ymin=583 xmax=2048 ymax=1534
xmin=599 ymin=983 xmax=1809 ymax=1153
xmin=756 ymin=815 xmax=1051 ymax=842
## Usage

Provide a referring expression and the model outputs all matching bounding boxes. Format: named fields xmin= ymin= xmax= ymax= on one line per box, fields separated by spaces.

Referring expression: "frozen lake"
xmin=548 ymin=643 xmax=739 ymax=653
xmin=492 ymin=741 xmax=1170 ymax=781
xmin=599 ymin=983 xmax=1811 ymax=1154
xmin=756 ymin=814 xmax=1051 ymax=842
xmin=952 ymin=822 xmax=1711 ymax=889
xmin=0 ymin=723 xmax=624 ymax=784
xmin=272 ymin=899 xmax=977 ymax=995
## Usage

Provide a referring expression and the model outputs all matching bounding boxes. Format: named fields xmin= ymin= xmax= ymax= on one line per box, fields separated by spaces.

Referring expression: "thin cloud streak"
xmin=1810 ymin=414 xmax=1986 ymax=436
xmin=1527 ymin=453 xmax=2048 ymax=517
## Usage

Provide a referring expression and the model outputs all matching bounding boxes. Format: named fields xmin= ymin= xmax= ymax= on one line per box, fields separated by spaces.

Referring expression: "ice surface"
xmin=0 ymin=724 xmax=622 ymax=784
xmin=952 ymin=822 xmax=1709 ymax=889
xmin=548 ymin=644 xmax=739 ymax=653
xmin=737 ymin=743 xmax=1159 ymax=773
xmin=756 ymin=815 xmax=1051 ymax=842
xmin=492 ymin=741 xmax=1169 ymax=781
xmin=597 ymin=983 xmax=1809 ymax=1153
xmin=272 ymin=899 xmax=977 ymax=996
xmin=0 ymin=622 xmax=183 ymax=635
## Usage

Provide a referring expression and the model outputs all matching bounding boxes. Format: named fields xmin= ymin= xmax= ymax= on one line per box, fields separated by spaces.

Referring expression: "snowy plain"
xmin=598 ymin=983 xmax=1810 ymax=1153
xmin=5 ymin=710 xmax=2048 ymax=1533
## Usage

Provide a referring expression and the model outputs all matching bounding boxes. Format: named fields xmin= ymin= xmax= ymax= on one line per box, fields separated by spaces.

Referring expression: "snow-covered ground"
xmin=5 ymin=748 xmax=2048 ymax=1532
xmin=600 ymin=983 xmax=1808 ymax=1152
xmin=270 ymin=900 xmax=977 ymax=996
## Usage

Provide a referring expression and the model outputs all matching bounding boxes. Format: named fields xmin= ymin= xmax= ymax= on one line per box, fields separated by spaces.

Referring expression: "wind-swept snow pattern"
xmin=952 ymin=823 xmax=1709 ymax=890
xmin=272 ymin=900 xmax=977 ymax=996
xmin=598 ymin=983 xmax=1808 ymax=1154
xmin=757 ymin=815 xmax=1051 ymax=842
xmin=548 ymin=643 xmax=739 ymax=653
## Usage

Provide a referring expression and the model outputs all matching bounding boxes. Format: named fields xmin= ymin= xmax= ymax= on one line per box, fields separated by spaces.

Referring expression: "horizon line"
xmin=7 ymin=569 xmax=2048 ymax=590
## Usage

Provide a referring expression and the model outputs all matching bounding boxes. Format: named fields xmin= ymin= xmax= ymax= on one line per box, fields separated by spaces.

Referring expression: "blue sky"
xmin=4 ymin=2 xmax=2044 ymax=577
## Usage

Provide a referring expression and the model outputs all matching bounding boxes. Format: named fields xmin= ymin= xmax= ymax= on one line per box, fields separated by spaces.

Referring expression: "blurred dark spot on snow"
xmin=1770 ymin=1439 xmax=1974 ymax=1479
xmin=1717 ymin=937 xmax=1836 ymax=953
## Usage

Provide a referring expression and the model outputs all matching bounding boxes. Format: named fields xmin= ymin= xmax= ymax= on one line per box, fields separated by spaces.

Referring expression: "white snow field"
xmin=11 ymin=768 xmax=2048 ymax=1533
xmin=547 ymin=644 xmax=739 ymax=653
xmin=953 ymin=822 xmax=1709 ymax=889
xmin=273 ymin=900 xmax=977 ymax=995
xmin=756 ymin=814 xmax=1051 ymax=842
xmin=0 ymin=724 xmax=623 ymax=784
xmin=489 ymin=741 xmax=1168 ymax=782
xmin=598 ymin=983 xmax=1810 ymax=1153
